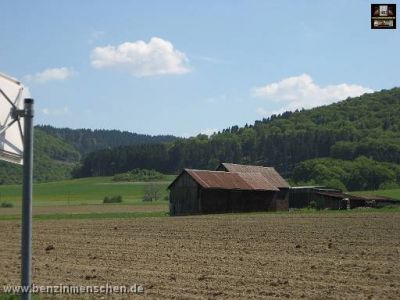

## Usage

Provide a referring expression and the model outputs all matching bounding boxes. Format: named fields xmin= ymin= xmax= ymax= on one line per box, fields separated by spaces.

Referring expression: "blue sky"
xmin=1 ymin=1 xmax=399 ymax=137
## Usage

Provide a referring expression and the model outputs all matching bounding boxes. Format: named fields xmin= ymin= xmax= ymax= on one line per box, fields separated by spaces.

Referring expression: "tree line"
xmin=37 ymin=125 xmax=177 ymax=155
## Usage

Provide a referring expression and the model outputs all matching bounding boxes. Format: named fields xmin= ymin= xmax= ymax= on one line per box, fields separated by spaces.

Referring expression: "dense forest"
xmin=75 ymin=88 xmax=400 ymax=191
xmin=37 ymin=125 xmax=177 ymax=155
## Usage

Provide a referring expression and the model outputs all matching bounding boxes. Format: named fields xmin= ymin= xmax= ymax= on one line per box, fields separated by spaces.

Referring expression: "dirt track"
xmin=0 ymin=212 xmax=399 ymax=299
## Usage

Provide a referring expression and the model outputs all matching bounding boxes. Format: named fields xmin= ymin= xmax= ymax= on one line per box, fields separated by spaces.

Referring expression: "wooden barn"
xmin=168 ymin=168 xmax=288 ymax=216
xmin=216 ymin=163 xmax=290 ymax=203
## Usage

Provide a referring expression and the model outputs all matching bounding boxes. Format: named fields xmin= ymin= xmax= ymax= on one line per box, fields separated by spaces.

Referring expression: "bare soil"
xmin=0 ymin=212 xmax=399 ymax=299
xmin=0 ymin=203 xmax=167 ymax=216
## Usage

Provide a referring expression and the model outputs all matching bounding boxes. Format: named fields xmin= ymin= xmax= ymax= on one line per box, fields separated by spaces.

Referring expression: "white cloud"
xmin=90 ymin=37 xmax=190 ymax=77
xmin=200 ymin=128 xmax=218 ymax=136
xmin=41 ymin=106 xmax=69 ymax=116
xmin=24 ymin=67 xmax=75 ymax=84
xmin=253 ymin=74 xmax=374 ymax=114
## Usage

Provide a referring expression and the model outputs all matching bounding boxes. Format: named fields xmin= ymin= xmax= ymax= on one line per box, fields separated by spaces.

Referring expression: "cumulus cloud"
xmin=253 ymin=74 xmax=373 ymax=114
xmin=24 ymin=67 xmax=75 ymax=84
xmin=90 ymin=37 xmax=190 ymax=77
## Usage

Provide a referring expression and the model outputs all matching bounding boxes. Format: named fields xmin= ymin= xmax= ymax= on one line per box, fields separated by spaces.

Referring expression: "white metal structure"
xmin=0 ymin=72 xmax=27 ymax=164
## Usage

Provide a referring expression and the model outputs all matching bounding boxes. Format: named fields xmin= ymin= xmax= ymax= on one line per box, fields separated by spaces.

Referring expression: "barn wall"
xmin=169 ymin=172 xmax=200 ymax=216
xmin=289 ymin=188 xmax=313 ymax=208
xmin=275 ymin=188 xmax=289 ymax=211
xmin=201 ymin=190 xmax=280 ymax=214
xmin=274 ymin=193 xmax=289 ymax=211
xmin=313 ymin=195 xmax=343 ymax=210
xmin=349 ymin=199 xmax=366 ymax=209
xmin=201 ymin=190 xmax=230 ymax=214
xmin=277 ymin=188 xmax=289 ymax=201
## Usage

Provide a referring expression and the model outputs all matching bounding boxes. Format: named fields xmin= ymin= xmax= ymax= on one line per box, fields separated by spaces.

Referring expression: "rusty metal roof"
xmin=219 ymin=163 xmax=290 ymax=188
xmin=182 ymin=169 xmax=279 ymax=191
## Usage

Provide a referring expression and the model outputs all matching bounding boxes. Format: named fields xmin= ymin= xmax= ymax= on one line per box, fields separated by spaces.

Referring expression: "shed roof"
xmin=307 ymin=191 xmax=398 ymax=203
xmin=219 ymin=163 xmax=290 ymax=188
xmin=169 ymin=169 xmax=279 ymax=192
xmin=315 ymin=191 xmax=366 ymax=201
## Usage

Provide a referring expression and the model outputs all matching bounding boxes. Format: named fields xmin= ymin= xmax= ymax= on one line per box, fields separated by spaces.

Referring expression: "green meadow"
xmin=350 ymin=188 xmax=400 ymax=200
xmin=0 ymin=175 xmax=399 ymax=207
xmin=0 ymin=175 xmax=176 ymax=206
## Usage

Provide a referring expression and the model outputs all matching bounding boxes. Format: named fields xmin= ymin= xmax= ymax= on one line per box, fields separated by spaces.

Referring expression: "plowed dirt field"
xmin=1 ymin=212 xmax=399 ymax=299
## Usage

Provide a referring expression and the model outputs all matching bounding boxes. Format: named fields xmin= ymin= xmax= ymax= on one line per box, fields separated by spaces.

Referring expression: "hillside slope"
xmin=0 ymin=128 xmax=80 ymax=184
xmin=76 ymin=88 xmax=400 ymax=191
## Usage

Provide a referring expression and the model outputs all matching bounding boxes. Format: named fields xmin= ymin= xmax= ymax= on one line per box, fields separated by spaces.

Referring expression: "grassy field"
xmin=0 ymin=176 xmax=398 ymax=206
xmin=0 ymin=177 xmax=398 ymax=220
xmin=0 ymin=175 xmax=176 ymax=206
xmin=0 ymin=176 xmax=174 ymax=218
xmin=351 ymin=188 xmax=400 ymax=200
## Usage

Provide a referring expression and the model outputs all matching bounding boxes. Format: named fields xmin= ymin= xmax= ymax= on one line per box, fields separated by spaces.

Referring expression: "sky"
xmin=1 ymin=1 xmax=399 ymax=137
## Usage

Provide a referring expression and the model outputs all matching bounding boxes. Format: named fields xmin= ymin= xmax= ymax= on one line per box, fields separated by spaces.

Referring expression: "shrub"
xmin=143 ymin=194 xmax=153 ymax=202
xmin=113 ymin=168 xmax=165 ymax=182
xmin=103 ymin=195 xmax=123 ymax=203
xmin=0 ymin=202 xmax=13 ymax=208
xmin=142 ymin=183 xmax=163 ymax=201
xmin=308 ymin=200 xmax=317 ymax=210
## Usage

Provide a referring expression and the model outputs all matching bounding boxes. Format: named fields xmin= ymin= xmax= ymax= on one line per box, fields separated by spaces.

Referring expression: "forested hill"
xmin=0 ymin=128 xmax=80 ymax=184
xmin=37 ymin=125 xmax=177 ymax=155
xmin=76 ymin=87 xmax=400 ymax=191
xmin=0 ymin=127 xmax=177 ymax=185
xmin=2 ymin=87 xmax=400 ymax=190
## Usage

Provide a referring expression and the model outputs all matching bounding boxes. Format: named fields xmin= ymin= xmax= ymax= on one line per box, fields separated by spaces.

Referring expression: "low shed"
xmin=289 ymin=187 xmax=398 ymax=210
xmin=313 ymin=191 xmax=366 ymax=209
xmin=289 ymin=186 xmax=342 ymax=209
xmin=168 ymin=169 xmax=287 ymax=216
